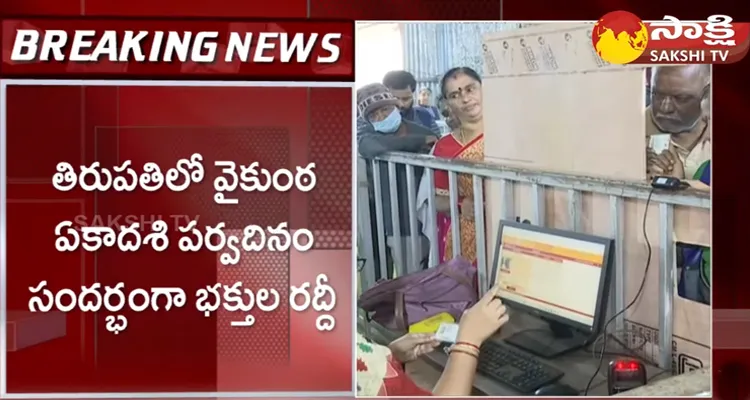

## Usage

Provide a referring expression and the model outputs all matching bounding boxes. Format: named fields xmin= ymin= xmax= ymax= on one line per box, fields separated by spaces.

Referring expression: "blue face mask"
xmin=371 ymin=108 xmax=402 ymax=133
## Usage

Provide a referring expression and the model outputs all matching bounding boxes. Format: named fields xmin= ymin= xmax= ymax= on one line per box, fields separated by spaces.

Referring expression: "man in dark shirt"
xmin=356 ymin=71 xmax=440 ymax=136
xmin=384 ymin=70 xmax=440 ymax=134
xmin=357 ymin=83 xmax=438 ymax=276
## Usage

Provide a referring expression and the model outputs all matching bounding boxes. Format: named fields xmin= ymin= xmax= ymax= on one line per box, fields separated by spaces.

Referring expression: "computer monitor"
xmin=490 ymin=220 xmax=614 ymax=359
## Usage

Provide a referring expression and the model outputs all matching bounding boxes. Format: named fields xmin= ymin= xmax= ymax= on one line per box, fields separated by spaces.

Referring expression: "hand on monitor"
xmin=456 ymin=285 xmax=509 ymax=347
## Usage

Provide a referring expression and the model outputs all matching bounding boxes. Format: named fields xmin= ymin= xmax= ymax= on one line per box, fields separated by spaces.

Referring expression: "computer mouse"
xmin=534 ymin=383 xmax=579 ymax=396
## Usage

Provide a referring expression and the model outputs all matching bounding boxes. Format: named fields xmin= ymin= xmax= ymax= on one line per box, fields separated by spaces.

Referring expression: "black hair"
xmin=437 ymin=96 xmax=450 ymax=118
xmin=440 ymin=67 xmax=482 ymax=98
xmin=420 ymin=87 xmax=432 ymax=94
xmin=382 ymin=70 xmax=417 ymax=92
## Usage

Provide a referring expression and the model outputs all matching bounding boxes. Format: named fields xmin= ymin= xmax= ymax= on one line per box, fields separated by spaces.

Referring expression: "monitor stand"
xmin=503 ymin=319 xmax=588 ymax=359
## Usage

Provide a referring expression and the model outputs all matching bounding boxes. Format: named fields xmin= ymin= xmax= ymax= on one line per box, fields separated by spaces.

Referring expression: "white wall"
xmin=355 ymin=23 xmax=404 ymax=88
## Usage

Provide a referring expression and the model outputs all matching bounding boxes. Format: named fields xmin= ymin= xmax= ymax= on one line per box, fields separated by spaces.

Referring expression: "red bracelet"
xmin=450 ymin=347 xmax=478 ymax=359
xmin=455 ymin=341 xmax=480 ymax=351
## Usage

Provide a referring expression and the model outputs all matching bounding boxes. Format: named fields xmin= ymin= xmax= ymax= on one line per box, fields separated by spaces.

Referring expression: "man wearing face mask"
xmin=646 ymin=65 xmax=711 ymax=180
xmin=356 ymin=72 xmax=441 ymax=135
xmin=357 ymin=83 xmax=438 ymax=276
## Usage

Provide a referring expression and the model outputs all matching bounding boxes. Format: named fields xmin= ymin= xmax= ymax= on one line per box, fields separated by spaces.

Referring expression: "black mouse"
xmin=534 ymin=383 xmax=579 ymax=396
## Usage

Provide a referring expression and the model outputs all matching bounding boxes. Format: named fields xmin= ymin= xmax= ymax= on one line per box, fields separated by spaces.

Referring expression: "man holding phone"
xmin=645 ymin=65 xmax=710 ymax=180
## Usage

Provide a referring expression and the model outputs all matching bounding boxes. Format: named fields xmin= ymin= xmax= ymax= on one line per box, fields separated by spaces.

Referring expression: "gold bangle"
xmin=450 ymin=347 xmax=479 ymax=359
xmin=450 ymin=345 xmax=479 ymax=358
xmin=452 ymin=343 xmax=481 ymax=353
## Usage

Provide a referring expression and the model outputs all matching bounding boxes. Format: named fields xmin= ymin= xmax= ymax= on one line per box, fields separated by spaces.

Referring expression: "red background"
xmin=1 ymin=0 xmax=748 ymax=398
xmin=0 ymin=18 xmax=354 ymax=81
xmin=4 ymin=83 xmax=353 ymax=393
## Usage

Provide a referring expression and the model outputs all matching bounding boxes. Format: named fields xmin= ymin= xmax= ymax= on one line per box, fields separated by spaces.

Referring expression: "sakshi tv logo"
xmin=591 ymin=11 xmax=750 ymax=65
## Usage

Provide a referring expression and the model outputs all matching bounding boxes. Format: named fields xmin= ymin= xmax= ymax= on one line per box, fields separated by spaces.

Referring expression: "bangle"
xmin=452 ymin=343 xmax=480 ymax=358
xmin=451 ymin=343 xmax=480 ymax=356
xmin=455 ymin=341 xmax=480 ymax=351
xmin=450 ymin=347 xmax=479 ymax=359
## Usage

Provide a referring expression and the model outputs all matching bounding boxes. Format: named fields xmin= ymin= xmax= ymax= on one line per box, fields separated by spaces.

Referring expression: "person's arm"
xmin=356 ymin=117 xmax=370 ymax=132
xmin=432 ymin=348 xmax=479 ymax=396
xmin=358 ymin=133 xmax=433 ymax=158
xmin=685 ymin=180 xmax=710 ymax=191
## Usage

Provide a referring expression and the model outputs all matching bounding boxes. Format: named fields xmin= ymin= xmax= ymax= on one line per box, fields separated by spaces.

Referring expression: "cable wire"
xmin=583 ymin=188 xmax=655 ymax=395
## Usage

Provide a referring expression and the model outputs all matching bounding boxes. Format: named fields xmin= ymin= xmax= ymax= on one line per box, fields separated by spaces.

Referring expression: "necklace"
xmin=457 ymin=127 xmax=477 ymax=145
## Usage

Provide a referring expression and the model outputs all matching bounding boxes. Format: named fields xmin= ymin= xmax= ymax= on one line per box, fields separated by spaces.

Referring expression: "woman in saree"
xmin=357 ymin=286 xmax=509 ymax=396
xmin=417 ymin=67 xmax=484 ymax=266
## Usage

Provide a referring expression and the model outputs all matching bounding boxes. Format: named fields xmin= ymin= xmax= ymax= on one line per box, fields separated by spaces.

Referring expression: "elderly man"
xmin=646 ymin=65 xmax=710 ymax=180
xmin=645 ymin=65 xmax=712 ymax=306
xmin=357 ymin=83 xmax=438 ymax=277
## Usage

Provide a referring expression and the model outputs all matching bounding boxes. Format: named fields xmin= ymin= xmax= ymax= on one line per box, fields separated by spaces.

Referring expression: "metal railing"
xmin=356 ymin=151 xmax=711 ymax=371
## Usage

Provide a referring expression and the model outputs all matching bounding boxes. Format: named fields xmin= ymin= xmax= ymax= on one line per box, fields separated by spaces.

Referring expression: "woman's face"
xmin=443 ymin=73 xmax=482 ymax=123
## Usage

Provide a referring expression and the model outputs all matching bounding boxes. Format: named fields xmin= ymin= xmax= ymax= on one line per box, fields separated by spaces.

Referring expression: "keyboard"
xmin=476 ymin=340 xmax=565 ymax=394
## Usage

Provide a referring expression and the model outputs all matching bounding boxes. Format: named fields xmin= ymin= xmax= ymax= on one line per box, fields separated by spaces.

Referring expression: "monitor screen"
xmin=494 ymin=224 xmax=607 ymax=328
